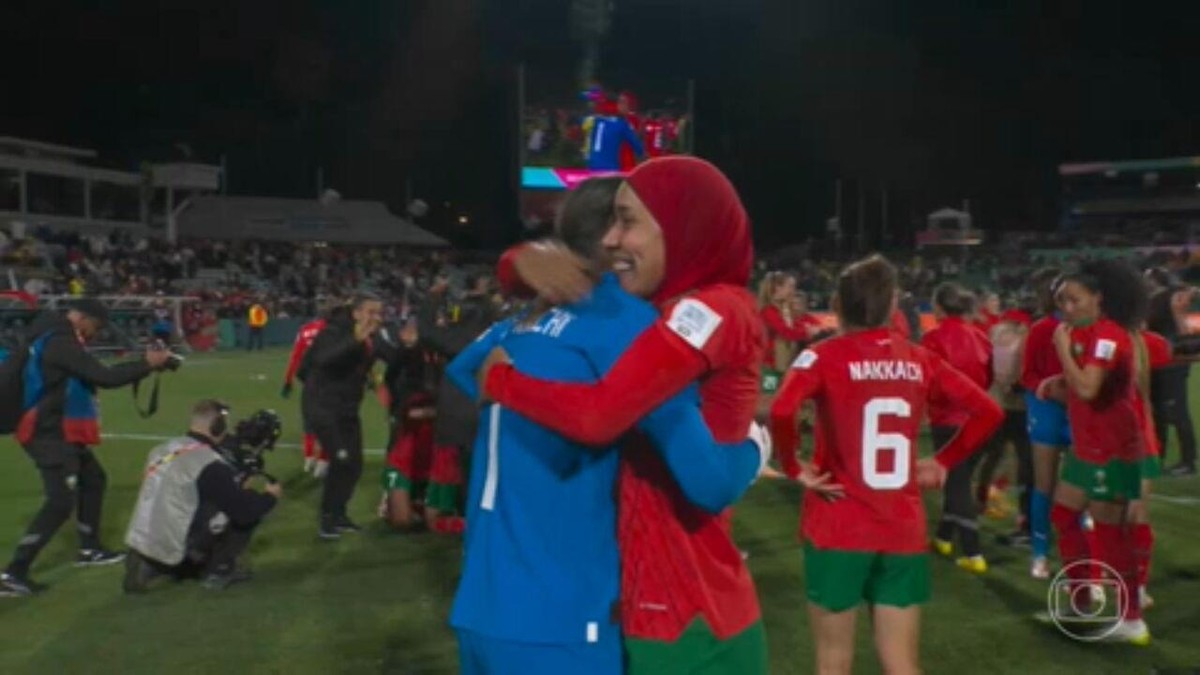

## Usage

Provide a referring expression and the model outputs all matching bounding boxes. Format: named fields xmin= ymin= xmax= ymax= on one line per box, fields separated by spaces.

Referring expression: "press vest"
xmin=125 ymin=437 xmax=223 ymax=565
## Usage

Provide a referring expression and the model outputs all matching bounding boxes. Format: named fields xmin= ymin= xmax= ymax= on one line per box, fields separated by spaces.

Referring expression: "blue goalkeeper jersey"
xmin=586 ymin=116 xmax=644 ymax=171
xmin=446 ymin=273 xmax=759 ymax=647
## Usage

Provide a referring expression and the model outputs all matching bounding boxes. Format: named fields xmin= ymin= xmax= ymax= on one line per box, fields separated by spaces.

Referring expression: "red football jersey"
xmin=1021 ymin=315 xmax=1062 ymax=393
xmin=1144 ymin=330 xmax=1172 ymax=370
xmin=386 ymin=419 xmax=435 ymax=482
xmin=283 ymin=318 xmax=326 ymax=385
xmin=1064 ymin=319 xmax=1144 ymax=465
xmin=770 ymin=328 xmax=1001 ymax=553
xmin=619 ymin=284 xmax=763 ymax=642
xmin=643 ymin=119 xmax=666 ymax=157
xmin=920 ymin=317 xmax=993 ymax=427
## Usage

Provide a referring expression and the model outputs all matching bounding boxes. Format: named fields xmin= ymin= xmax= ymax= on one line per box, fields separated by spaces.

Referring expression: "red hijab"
xmin=624 ymin=156 xmax=753 ymax=305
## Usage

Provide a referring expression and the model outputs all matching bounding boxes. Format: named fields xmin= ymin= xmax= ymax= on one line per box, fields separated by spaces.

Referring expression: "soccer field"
xmin=0 ymin=349 xmax=1197 ymax=674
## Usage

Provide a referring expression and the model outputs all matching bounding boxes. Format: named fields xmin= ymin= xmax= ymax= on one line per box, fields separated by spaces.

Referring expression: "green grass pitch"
xmin=0 ymin=348 xmax=1198 ymax=674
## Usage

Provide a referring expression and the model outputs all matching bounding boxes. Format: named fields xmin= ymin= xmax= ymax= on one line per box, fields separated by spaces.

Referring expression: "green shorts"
xmin=1060 ymin=451 xmax=1141 ymax=501
xmin=804 ymin=541 xmax=931 ymax=613
xmin=381 ymin=467 xmax=418 ymax=493
xmin=760 ymin=368 xmax=782 ymax=395
xmin=624 ymin=619 xmax=767 ymax=675
xmin=425 ymin=481 xmax=459 ymax=514
xmin=1141 ymin=455 xmax=1162 ymax=480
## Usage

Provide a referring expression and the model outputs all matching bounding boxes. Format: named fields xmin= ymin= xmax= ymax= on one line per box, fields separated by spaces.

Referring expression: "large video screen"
xmin=518 ymin=70 xmax=693 ymax=228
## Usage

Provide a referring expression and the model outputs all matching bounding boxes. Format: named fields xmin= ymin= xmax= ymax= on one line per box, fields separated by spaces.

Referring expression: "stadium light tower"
xmin=570 ymin=0 xmax=613 ymax=86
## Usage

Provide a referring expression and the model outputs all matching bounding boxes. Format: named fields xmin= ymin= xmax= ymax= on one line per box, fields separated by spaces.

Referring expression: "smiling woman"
xmin=603 ymin=182 xmax=665 ymax=298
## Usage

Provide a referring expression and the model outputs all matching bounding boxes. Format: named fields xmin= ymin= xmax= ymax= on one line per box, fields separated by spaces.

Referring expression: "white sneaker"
xmin=313 ymin=460 xmax=329 ymax=479
xmin=303 ymin=457 xmax=315 ymax=474
xmin=1097 ymin=618 xmax=1151 ymax=646
xmin=1031 ymin=556 xmax=1050 ymax=579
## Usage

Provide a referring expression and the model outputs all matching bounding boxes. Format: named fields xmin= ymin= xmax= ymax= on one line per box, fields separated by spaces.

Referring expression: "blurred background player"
xmin=1020 ymin=267 xmax=1067 ymax=579
xmin=418 ymin=273 xmax=498 ymax=534
xmin=980 ymin=307 xmax=1035 ymax=546
xmin=617 ymin=90 xmax=642 ymax=171
xmin=282 ymin=306 xmax=329 ymax=476
xmin=1130 ymin=326 xmax=1172 ymax=610
xmin=922 ymin=282 xmax=995 ymax=574
xmin=758 ymin=271 xmax=813 ymax=407
xmin=1041 ymin=260 xmax=1150 ymax=645
xmin=380 ymin=315 xmax=429 ymax=463
xmin=583 ymin=98 xmax=644 ymax=171
xmin=770 ymin=254 xmax=1002 ymax=675
xmin=379 ymin=391 xmax=437 ymax=531
xmin=1144 ymin=271 xmax=1198 ymax=476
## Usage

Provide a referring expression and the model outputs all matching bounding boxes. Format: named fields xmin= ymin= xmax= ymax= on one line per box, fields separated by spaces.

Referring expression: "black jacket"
xmin=419 ymin=292 xmax=497 ymax=448
xmin=188 ymin=433 xmax=277 ymax=527
xmin=300 ymin=309 xmax=397 ymax=420
xmin=23 ymin=312 xmax=152 ymax=445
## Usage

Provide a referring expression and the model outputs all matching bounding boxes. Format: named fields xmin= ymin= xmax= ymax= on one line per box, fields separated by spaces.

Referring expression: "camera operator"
xmin=1 ymin=299 xmax=173 ymax=598
xmin=302 ymin=292 xmax=400 ymax=540
xmin=124 ymin=400 xmax=280 ymax=593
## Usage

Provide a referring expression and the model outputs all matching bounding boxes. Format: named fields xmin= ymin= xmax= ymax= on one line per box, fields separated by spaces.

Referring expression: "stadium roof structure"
xmin=177 ymin=195 xmax=448 ymax=247
xmin=1058 ymin=155 xmax=1200 ymax=177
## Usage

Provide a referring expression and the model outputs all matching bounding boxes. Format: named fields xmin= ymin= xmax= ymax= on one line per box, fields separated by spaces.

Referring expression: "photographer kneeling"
xmin=124 ymin=400 xmax=280 ymax=593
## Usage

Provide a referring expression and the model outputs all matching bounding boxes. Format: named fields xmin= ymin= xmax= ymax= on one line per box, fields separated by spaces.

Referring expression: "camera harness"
xmin=132 ymin=372 xmax=164 ymax=419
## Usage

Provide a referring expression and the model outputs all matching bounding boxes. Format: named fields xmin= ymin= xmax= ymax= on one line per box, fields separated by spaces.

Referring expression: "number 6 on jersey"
xmin=861 ymin=397 xmax=912 ymax=489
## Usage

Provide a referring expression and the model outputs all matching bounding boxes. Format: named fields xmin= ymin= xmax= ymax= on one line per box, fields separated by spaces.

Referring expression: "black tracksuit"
xmin=1149 ymin=290 xmax=1197 ymax=470
xmin=6 ymin=313 xmax=153 ymax=579
xmin=300 ymin=310 xmax=397 ymax=520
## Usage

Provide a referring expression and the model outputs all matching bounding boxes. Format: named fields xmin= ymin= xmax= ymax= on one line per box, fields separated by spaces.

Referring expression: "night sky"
xmin=3 ymin=0 xmax=1197 ymax=249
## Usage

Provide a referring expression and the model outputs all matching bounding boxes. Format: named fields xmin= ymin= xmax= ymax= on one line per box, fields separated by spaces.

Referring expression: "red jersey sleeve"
xmin=1144 ymin=331 xmax=1172 ymax=368
xmin=769 ymin=348 xmax=822 ymax=479
xmin=926 ymin=352 xmax=1003 ymax=469
xmin=1081 ymin=324 xmax=1124 ymax=371
xmin=761 ymin=306 xmax=811 ymax=342
xmin=496 ymin=243 xmax=535 ymax=298
xmin=486 ymin=321 xmax=708 ymax=446
xmin=919 ymin=329 xmax=945 ymax=359
xmin=283 ymin=326 xmax=311 ymax=385
xmin=484 ymin=286 xmax=755 ymax=445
